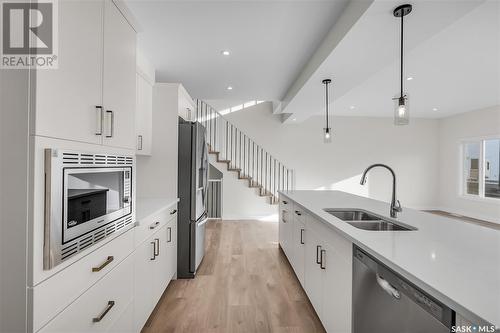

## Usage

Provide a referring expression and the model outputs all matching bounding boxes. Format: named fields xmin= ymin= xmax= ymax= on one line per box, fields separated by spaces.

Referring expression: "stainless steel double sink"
xmin=323 ymin=209 xmax=417 ymax=231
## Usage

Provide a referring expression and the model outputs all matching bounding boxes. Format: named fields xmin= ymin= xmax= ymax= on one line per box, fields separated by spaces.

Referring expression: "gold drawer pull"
xmin=170 ymin=209 xmax=177 ymax=215
xmin=92 ymin=256 xmax=114 ymax=272
xmin=92 ymin=301 xmax=115 ymax=323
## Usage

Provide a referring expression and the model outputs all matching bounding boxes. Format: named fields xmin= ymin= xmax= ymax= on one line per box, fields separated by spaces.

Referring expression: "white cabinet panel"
xmin=279 ymin=208 xmax=292 ymax=258
xmin=321 ymin=241 xmax=352 ymax=333
xmin=133 ymin=233 xmax=157 ymax=332
xmin=135 ymin=73 xmax=153 ymax=155
xmin=165 ymin=216 xmax=178 ymax=282
xmin=39 ymin=255 xmax=134 ymax=333
xmin=34 ymin=0 xmax=103 ymax=145
xmin=102 ymin=0 xmax=136 ymax=149
xmin=291 ymin=218 xmax=306 ymax=287
xmin=304 ymin=229 xmax=323 ymax=314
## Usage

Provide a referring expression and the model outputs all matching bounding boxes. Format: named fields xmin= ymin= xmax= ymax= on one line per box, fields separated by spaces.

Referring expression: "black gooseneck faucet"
xmin=360 ymin=164 xmax=402 ymax=218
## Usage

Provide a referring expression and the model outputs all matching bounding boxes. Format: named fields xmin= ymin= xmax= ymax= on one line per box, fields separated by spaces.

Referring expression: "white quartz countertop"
xmin=279 ymin=190 xmax=500 ymax=327
xmin=136 ymin=197 xmax=179 ymax=222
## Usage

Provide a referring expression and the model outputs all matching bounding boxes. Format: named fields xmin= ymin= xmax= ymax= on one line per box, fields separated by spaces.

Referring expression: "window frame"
xmin=460 ymin=135 xmax=500 ymax=202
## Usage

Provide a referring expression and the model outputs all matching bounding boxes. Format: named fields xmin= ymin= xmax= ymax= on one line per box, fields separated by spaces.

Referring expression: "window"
xmin=462 ymin=138 xmax=500 ymax=199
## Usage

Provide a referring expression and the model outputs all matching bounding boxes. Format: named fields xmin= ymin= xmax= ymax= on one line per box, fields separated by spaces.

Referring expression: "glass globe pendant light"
xmin=393 ymin=4 xmax=412 ymax=126
xmin=322 ymin=78 xmax=332 ymax=143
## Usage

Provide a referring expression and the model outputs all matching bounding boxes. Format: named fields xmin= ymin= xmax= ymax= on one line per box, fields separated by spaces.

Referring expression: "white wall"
xmin=224 ymin=102 xmax=441 ymax=215
xmin=438 ymin=106 xmax=500 ymax=222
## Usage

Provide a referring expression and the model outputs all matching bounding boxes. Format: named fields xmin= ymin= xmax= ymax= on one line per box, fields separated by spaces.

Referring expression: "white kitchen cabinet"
xmin=133 ymin=232 xmax=157 ymax=332
xmin=303 ymin=216 xmax=353 ymax=333
xmin=33 ymin=0 xmax=136 ymax=149
xmin=164 ymin=216 xmax=178 ymax=282
xmin=38 ymin=255 xmax=134 ymax=333
xmin=178 ymin=85 xmax=196 ymax=121
xmin=304 ymin=228 xmax=324 ymax=314
xmin=34 ymin=0 xmax=103 ymax=145
xmin=321 ymin=241 xmax=352 ymax=333
xmin=102 ymin=0 xmax=137 ymax=149
xmin=291 ymin=216 xmax=306 ymax=287
xmin=32 ymin=229 xmax=134 ymax=332
xmin=135 ymin=73 xmax=153 ymax=155
xmin=134 ymin=210 xmax=177 ymax=332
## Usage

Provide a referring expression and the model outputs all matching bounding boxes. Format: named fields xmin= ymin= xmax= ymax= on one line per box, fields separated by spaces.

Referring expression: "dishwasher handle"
xmin=376 ymin=274 xmax=400 ymax=299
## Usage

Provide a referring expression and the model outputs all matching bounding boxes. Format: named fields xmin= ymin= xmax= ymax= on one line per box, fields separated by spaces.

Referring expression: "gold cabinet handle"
xmin=92 ymin=256 xmax=114 ymax=272
xmin=170 ymin=209 xmax=177 ymax=215
xmin=149 ymin=221 xmax=160 ymax=230
xmin=92 ymin=301 xmax=115 ymax=323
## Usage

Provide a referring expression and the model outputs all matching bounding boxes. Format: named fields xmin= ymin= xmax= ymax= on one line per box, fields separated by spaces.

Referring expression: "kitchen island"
xmin=278 ymin=190 xmax=499 ymax=332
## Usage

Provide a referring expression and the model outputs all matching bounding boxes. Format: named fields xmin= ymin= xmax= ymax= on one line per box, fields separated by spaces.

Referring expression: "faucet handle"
xmin=395 ymin=200 xmax=403 ymax=212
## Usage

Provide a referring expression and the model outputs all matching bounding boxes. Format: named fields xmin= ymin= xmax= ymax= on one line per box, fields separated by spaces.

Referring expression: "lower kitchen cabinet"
xmin=38 ymin=255 xmax=134 ymax=333
xmin=279 ymin=196 xmax=352 ymax=333
xmin=134 ymin=216 xmax=177 ymax=332
xmin=304 ymin=228 xmax=324 ymax=313
xmin=291 ymin=214 xmax=306 ymax=287
xmin=320 ymin=241 xmax=352 ymax=333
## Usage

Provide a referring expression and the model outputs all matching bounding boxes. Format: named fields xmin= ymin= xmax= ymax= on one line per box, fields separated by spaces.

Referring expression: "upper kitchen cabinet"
xmin=34 ymin=0 xmax=104 ymax=145
xmin=33 ymin=0 xmax=137 ymax=149
xmin=178 ymin=85 xmax=196 ymax=121
xmin=102 ymin=0 xmax=137 ymax=149
xmin=135 ymin=49 xmax=155 ymax=156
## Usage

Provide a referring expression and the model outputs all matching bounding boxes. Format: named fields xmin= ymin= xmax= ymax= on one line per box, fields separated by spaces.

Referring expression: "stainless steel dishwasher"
xmin=353 ymin=246 xmax=454 ymax=333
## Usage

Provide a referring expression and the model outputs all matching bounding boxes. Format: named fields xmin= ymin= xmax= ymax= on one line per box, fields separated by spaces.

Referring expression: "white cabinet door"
xmin=165 ymin=216 xmax=177 ymax=281
xmin=152 ymin=225 xmax=169 ymax=304
xmin=279 ymin=208 xmax=289 ymax=254
xmin=34 ymin=0 xmax=103 ymax=145
xmin=135 ymin=73 xmax=153 ymax=155
xmin=102 ymin=0 xmax=136 ymax=149
xmin=321 ymin=241 xmax=352 ymax=333
xmin=304 ymin=229 xmax=323 ymax=314
xmin=291 ymin=219 xmax=306 ymax=287
xmin=133 ymin=235 xmax=156 ymax=332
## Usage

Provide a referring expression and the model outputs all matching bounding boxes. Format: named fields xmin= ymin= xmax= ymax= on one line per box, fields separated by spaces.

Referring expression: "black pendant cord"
xmin=325 ymin=81 xmax=329 ymax=129
xmin=400 ymin=14 xmax=404 ymax=98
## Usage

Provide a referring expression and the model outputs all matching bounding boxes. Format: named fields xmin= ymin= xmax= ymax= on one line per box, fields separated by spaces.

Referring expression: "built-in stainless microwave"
xmin=44 ymin=149 xmax=134 ymax=270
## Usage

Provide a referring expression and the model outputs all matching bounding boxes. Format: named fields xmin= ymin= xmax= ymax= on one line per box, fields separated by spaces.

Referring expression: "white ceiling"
xmin=125 ymin=0 xmax=349 ymax=101
xmin=283 ymin=0 xmax=500 ymax=120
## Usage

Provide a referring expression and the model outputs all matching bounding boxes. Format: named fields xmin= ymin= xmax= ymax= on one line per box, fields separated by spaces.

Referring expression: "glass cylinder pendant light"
xmin=322 ymin=79 xmax=332 ymax=143
xmin=393 ymin=4 xmax=412 ymax=126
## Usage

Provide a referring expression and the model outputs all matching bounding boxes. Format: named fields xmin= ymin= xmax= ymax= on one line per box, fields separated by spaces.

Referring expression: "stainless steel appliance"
xmin=177 ymin=120 xmax=208 ymax=278
xmin=44 ymin=149 xmax=134 ymax=269
xmin=353 ymin=246 xmax=454 ymax=333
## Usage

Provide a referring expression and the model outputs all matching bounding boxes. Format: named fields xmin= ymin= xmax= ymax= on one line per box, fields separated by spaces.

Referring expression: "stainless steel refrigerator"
xmin=177 ymin=119 xmax=209 ymax=278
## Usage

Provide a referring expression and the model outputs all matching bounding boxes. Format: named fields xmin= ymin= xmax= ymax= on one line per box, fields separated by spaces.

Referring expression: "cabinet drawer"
xmin=32 ymin=229 xmax=134 ymax=332
xmin=38 ymin=255 xmax=134 ymax=333
xmin=292 ymin=204 xmax=307 ymax=225
xmin=279 ymin=197 xmax=292 ymax=213
xmin=135 ymin=204 xmax=177 ymax=247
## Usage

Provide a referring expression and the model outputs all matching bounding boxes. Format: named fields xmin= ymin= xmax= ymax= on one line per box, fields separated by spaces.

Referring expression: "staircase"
xmin=196 ymin=100 xmax=294 ymax=204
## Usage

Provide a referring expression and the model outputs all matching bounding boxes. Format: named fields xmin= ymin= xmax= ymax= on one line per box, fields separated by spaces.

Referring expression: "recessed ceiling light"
xmin=292 ymin=118 xmax=297 ymax=121
xmin=221 ymin=50 xmax=230 ymax=56
xmin=349 ymin=106 xmax=355 ymax=110
xmin=406 ymin=76 xmax=413 ymax=81
xmin=432 ymin=107 xmax=438 ymax=111
xmin=227 ymin=86 xmax=233 ymax=90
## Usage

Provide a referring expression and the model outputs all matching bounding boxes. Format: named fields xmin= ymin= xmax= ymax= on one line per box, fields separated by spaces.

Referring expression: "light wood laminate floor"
xmin=142 ymin=220 xmax=325 ymax=333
